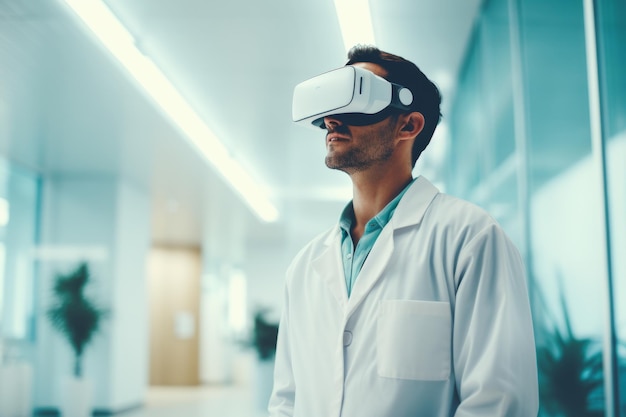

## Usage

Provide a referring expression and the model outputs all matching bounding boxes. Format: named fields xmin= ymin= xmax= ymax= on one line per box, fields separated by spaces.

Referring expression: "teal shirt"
xmin=339 ymin=179 xmax=415 ymax=297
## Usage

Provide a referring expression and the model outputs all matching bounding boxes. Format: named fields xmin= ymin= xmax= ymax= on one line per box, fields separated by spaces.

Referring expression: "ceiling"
xmin=0 ymin=0 xmax=482 ymax=250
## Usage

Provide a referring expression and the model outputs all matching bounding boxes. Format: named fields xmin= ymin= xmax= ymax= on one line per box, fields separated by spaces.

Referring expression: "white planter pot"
xmin=0 ymin=363 xmax=33 ymax=417
xmin=254 ymin=358 xmax=275 ymax=411
xmin=60 ymin=376 xmax=93 ymax=417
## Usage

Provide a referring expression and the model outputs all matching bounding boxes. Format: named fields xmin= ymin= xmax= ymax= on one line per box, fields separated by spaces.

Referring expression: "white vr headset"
xmin=292 ymin=66 xmax=414 ymax=128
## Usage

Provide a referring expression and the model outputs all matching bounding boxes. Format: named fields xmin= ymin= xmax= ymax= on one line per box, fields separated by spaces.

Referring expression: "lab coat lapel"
xmin=345 ymin=224 xmax=394 ymax=318
xmin=311 ymin=227 xmax=349 ymax=309
xmin=345 ymin=176 xmax=440 ymax=319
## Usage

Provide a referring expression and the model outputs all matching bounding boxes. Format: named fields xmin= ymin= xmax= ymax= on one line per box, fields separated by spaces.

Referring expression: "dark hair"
xmin=346 ymin=45 xmax=442 ymax=166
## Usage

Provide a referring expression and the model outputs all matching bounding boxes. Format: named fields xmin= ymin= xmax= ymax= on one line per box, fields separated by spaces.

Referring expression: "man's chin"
xmin=325 ymin=157 xmax=361 ymax=174
xmin=325 ymin=157 xmax=346 ymax=171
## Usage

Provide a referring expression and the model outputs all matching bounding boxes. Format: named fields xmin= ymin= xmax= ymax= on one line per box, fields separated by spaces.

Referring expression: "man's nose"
xmin=323 ymin=115 xmax=343 ymax=130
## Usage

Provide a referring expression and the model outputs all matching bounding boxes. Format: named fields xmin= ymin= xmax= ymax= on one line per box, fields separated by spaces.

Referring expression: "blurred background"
xmin=0 ymin=0 xmax=624 ymax=416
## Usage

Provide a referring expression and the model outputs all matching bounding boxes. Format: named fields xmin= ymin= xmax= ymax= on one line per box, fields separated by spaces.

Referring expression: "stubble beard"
xmin=325 ymin=147 xmax=393 ymax=173
xmin=325 ymin=131 xmax=395 ymax=173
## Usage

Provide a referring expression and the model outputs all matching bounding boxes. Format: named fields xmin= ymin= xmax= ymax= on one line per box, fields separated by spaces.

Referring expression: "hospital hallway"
xmin=123 ymin=385 xmax=268 ymax=417
xmin=2 ymin=0 xmax=626 ymax=415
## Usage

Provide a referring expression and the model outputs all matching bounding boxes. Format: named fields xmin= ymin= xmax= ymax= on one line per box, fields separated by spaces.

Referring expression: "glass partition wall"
xmin=446 ymin=0 xmax=625 ymax=415
xmin=0 ymin=158 xmax=40 ymax=359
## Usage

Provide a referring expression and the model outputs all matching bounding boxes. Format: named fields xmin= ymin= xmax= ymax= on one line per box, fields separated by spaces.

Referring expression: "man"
xmin=269 ymin=45 xmax=538 ymax=417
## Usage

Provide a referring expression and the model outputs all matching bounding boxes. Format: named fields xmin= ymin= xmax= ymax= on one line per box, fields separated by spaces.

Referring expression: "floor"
xmin=123 ymin=385 xmax=269 ymax=417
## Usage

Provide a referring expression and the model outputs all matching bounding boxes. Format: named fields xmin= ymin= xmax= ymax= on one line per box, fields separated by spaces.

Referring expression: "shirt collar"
xmin=339 ymin=202 xmax=354 ymax=234
xmin=339 ymin=178 xmax=416 ymax=234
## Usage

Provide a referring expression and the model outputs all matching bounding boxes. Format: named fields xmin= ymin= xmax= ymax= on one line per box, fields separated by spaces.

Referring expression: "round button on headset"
xmin=399 ymin=88 xmax=413 ymax=106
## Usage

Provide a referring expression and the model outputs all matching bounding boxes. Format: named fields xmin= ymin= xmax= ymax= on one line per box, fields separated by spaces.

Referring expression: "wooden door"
xmin=148 ymin=246 xmax=201 ymax=386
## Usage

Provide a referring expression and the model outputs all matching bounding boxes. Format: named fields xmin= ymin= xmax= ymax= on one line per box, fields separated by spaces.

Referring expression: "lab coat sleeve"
xmin=267 ymin=279 xmax=295 ymax=417
xmin=452 ymin=223 xmax=539 ymax=417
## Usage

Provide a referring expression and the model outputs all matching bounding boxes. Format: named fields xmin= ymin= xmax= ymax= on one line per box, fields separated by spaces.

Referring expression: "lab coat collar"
xmin=320 ymin=176 xmax=439 ymax=246
xmin=312 ymin=176 xmax=441 ymax=317
xmin=390 ymin=175 xmax=440 ymax=229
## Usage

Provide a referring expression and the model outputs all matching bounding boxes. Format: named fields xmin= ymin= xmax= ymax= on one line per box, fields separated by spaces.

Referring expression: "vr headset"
xmin=292 ymin=66 xmax=414 ymax=129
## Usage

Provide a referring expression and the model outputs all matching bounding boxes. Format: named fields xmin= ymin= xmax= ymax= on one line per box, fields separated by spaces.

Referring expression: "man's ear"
xmin=398 ymin=112 xmax=425 ymax=141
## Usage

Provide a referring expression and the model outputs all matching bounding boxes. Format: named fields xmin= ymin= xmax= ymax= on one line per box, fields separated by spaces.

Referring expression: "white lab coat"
xmin=269 ymin=176 xmax=539 ymax=417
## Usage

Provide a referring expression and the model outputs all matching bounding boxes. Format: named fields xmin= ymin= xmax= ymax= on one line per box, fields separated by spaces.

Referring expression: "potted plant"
xmin=248 ymin=308 xmax=279 ymax=361
xmin=244 ymin=308 xmax=279 ymax=410
xmin=47 ymin=262 xmax=107 ymax=417
xmin=535 ymin=291 xmax=604 ymax=417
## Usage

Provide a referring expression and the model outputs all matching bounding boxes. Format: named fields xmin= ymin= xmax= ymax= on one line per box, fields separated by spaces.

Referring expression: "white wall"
xmin=110 ymin=181 xmax=150 ymax=409
xmin=244 ymin=242 xmax=293 ymax=321
xmin=1 ymin=164 xmax=39 ymax=341
xmin=199 ymin=198 xmax=245 ymax=385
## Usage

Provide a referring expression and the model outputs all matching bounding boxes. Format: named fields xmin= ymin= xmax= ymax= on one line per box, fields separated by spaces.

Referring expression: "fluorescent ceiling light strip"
xmin=62 ymin=0 xmax=279 ymax=222
xmin=333 ymin=0 xmax=376 ymax=52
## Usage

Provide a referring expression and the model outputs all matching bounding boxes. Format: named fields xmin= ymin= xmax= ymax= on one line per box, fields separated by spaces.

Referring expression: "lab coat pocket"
xmin=377 ymin=300 xmax=451 ymax=381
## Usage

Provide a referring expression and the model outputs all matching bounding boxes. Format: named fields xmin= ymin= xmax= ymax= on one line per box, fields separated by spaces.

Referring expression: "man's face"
xmin=323 ymin=62 xmax=398 ymax=173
